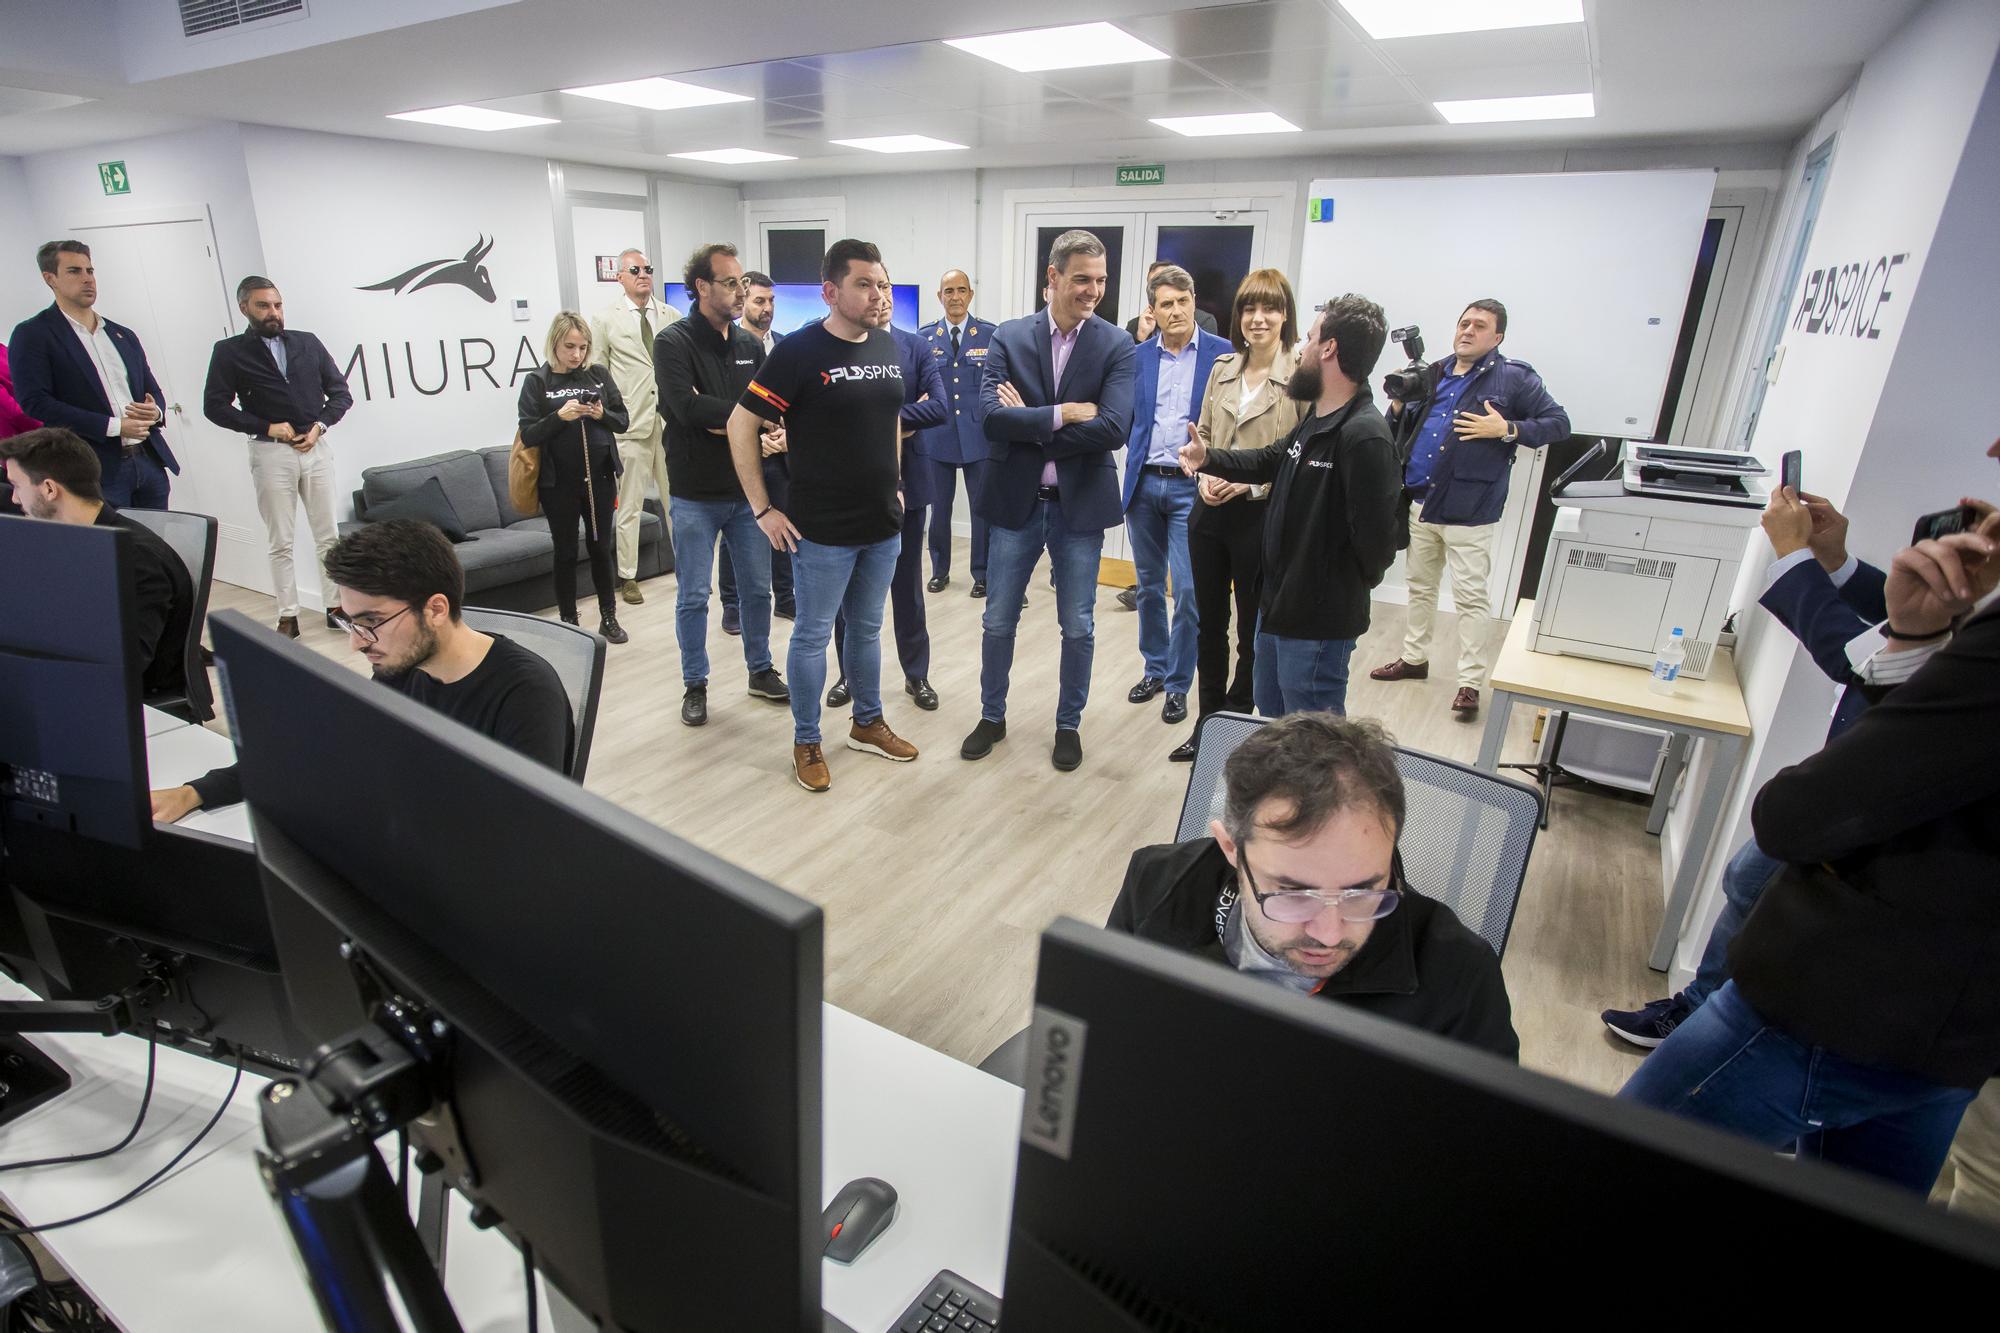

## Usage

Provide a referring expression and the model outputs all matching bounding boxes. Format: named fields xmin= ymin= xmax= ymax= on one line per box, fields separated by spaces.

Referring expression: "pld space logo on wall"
xmin=358 ymin=234 xmax=498 ymax=303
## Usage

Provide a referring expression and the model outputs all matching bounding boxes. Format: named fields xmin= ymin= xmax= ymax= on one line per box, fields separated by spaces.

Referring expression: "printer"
xmin=1530 ymin=443 xmax=1768 ymax=680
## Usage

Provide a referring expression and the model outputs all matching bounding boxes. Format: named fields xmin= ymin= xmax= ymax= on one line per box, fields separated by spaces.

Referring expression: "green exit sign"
xmin=98 ymin=161 xmax=130 ymax=195
xmin=1116 ymin=163 xmax=1165 ymax=186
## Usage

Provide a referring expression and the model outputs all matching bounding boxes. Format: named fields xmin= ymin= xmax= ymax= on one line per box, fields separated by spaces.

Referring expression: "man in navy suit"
xmin=960 ymin=229 xmax=1137 ymax=773
xmin=203 ymin=276 xmax=354 ymax=637
xmin=917 ymin=269 xmax=998 ymax=594
xmin=10 ymin=239 xmax=179 ymax=509
xmin=828 ymin=293 xmax=948 ymax=710
xmin=1121 ymin=265 xmax=1230 ymax=730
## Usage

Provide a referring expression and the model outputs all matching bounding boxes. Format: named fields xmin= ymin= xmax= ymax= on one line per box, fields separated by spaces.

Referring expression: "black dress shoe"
xmin=598 ymin=615 xmax=629 ymax=645
xmin=1051 ymin=728 xmax=1083 ymax=772
xmin=721 ymin=605 xmax=742 ymax=636
xmin=774 ymin=603 xmax=796 ymax=621
xmin=1116 ymin=587 xmax=1138 ymax=612
xmin=325 ymin=612 xmax=341 ymax=631
xmin=1169 ymin=737 xmax=1198 ymax=762
xmin=926 ymin=575 xmax=950 ymax=593
xmin=970 ymin=581 xmax=987 ymax=598
xmin=1128 ymin=676 xmax=1164 ymax=704
xmin=961 ymin=718 xmax=1006 ymax=760
xmin=1161 ymin=693 xmax=1188 ymax=724
xmin=680 ymin=687 xmax=708 ymax=727
xmin=906 ymin=677 xmax=939 ymax=710
xmin=826 ymin=676 xmax=850 ymax=708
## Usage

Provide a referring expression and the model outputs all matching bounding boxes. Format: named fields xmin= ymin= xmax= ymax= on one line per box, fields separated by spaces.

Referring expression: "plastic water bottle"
xmin=1650 ymin=627 xmax=1686 ymax=695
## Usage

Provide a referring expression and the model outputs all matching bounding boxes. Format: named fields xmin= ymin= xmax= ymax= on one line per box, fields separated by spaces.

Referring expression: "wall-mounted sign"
xmin=1116 ymin=164 xmax=1165 ymax=186
xmin=98 ymin=161 xmax=130 ymax=195
xmin=1791 ymin=251 xmax=1909 ymax=341
xmin=595 ymin=255 xmax=624 ymax=282
xmin=1308 ymin=197 xmax=1334 ymax=222
xmin=358 ymin=235 xmax=499 ymax=303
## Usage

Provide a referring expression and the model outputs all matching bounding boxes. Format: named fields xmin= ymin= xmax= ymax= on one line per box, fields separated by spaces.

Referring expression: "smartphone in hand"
xmin=1780 ymin=449 xmax=1802 ymax=494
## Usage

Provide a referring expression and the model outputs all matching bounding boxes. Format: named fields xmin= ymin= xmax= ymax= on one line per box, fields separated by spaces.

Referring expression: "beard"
xmin=253 ymin=316 xmax=284 ymax=337
xmin=373 ymin=619 xmax=441 ymax=680
xmin=1284 ymin=357 xmax=1322 ymax=403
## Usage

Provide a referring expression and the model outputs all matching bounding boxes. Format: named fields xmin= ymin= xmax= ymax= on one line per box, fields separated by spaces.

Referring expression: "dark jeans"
xmin=1619 ymin=981 xmax=1975 ymax=1194
xmin=927 ymin=457 xmax=987 ymax=583
xmin=719 ymin=459 xmax=794 ymax=615
xmin=837 ymin=501 xmax=930 ymax=681
xmin=980 ymin=496 xmax=1103 ymax=731
xmin=1682 ymin=839 xmax=1788 ymax=1009
xmin=102 ymin=450 xmax=172 ymax=509
xmin=1252 ymin=617 xmax=1354 ymax=717
xmin=1189 ymin=501 xmax=1264 ymax=716
xmin=543 ymin=476 xmax=615 ymax=622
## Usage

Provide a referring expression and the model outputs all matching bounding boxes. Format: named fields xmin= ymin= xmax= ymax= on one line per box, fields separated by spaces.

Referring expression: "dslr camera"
xmin=1382 ymin=326 xmax=1430 ymax=404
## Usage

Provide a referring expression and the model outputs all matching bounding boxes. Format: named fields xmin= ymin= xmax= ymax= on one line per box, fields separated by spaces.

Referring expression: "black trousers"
xmin=544 ymin=473 xmax=617 ymax=622
xmin=719 ymin=457 xmax=795 ymax=613
xmin=1189 ymin=502 xmax=1265 ymax=717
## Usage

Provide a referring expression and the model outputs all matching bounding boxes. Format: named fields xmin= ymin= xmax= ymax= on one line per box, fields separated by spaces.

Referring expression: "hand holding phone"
xmin=1779 ymin=449 xmax=1802 ymax=495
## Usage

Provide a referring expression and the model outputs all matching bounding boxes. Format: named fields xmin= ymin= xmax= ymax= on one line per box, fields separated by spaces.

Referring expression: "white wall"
xmin=656 ymin=178 xmax=740 ymax=303
xmin=1668 ymin=0 xmax=2000 ymax=986
xmin=0 ymin=157 xmax=49 ymax=323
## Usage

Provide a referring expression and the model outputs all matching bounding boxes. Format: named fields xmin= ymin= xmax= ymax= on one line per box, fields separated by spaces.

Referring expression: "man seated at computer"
xmin=151 ymin=519 xmax=572 ymax=821
xmin=1108 ymin=713 xmax=1519 ymax=1058
xmin=1 ymin=426 xmax=191 ymax=699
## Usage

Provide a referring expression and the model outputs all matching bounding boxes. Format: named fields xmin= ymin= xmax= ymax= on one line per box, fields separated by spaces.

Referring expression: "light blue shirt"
xmin=263 ymin=335 xmax=287 ymax=378
xmin=1146 ymin=336 xmax=1199 ymax=467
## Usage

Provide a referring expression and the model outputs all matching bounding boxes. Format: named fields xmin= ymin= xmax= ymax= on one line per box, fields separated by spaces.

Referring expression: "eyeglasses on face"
xmin=1237 ymin=846 xmax=1401 ymax=924
xmin=705 ymin=275 xmax=746 ymax=292
xmin=328 ymin=604 xmax=415 ymax=644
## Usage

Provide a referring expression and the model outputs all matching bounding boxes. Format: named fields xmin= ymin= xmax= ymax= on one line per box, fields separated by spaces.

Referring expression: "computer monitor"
xmin=0 ymin=515 xmax=307 ymax=1074
xmin=209 ymin=610 xmax=826 ymax=1329
xmin=1001 ymin=919 xmax=2000 ymax=1324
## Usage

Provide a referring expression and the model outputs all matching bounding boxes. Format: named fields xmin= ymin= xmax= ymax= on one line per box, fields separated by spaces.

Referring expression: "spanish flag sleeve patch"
xmin=747 ymin=380 xmax=790 ymax=414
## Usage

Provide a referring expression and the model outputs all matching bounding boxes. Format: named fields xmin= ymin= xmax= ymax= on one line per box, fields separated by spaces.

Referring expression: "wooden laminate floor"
xmin=205 ymin=542 xmax=1663 ymax=1096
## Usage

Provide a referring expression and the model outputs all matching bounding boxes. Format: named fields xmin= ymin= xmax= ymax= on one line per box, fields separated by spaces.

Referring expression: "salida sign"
xmin=1791 ymin=250 xmax=1909 ymax=341
xmin=342 ymin=233 xmax=540 ymax=401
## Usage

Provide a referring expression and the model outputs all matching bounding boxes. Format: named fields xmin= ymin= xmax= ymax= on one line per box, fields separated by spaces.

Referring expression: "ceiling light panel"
xmin=945 ymin=23 xmax=1170 ymax=73
xmin=1433 ymin=92 xmax=1595 ymax=123
xmin=670 ymin=147 xmax=796 ymax=164
xmin=1150 ymin=112 xmax=1302 ymax=137
xmin=563 ymin=78 xmax=750 ymax=111
xmin=831 ymin=134 xmax=969 ymax=153
xmin=1339 ymin=0 xmax=1583 ymax=41
xmin=388 ymin=105 xmax=557 ymax=131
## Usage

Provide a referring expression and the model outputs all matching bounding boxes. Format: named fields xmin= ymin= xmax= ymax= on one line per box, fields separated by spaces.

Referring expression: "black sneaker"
xmin=826 ymin=676 xmax=850 ymax=708
xmin=1116 ymin=587 xmax=1138 ymax=611
xmin=960 ymin=718 xmax=1006 ymax=760
xmin=680 ymin=686 xmax=708 ymax=727
xmin=1601 ymin=995 xmax=1694 ymax=1049
xmin=747 ymin=669 xmax=789 ymax=701
xmin=721 ymin=605 xmax=742 ymax=636
xmin=598 ymin=615 xmax=629 ymax=645
xmin=1051 ymin=728 xmax=1083 ymax=772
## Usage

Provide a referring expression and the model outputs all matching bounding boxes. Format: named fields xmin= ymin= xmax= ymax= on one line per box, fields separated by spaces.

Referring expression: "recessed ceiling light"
xmin=1339 ymin=0 xmax=1583 ymax=40
xmin=831 ymin=135 xmax=970 ymax=154
xmin=1150 ymin=112 xmax=1301 ymax=138
xmin=669 ymin=148 xmax=797 ymax=164
xmin=944 ymin=22 xmax=1170 ymax=73
xmin=1434 ymin=92 xmax=1595 ymax=124
xmin=388 ymin=105 xmax=558 ymax=131
xmin=563 ymin=78 xmax=750 ymax=111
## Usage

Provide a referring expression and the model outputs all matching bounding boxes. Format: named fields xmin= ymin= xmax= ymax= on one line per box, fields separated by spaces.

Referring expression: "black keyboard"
xmin=890 ymin=1269 xmax=1001 ymax=1333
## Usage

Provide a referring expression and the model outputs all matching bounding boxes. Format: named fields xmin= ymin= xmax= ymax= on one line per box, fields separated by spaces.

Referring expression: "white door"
xmin=71 ymin=215 xmax=272 ymax=595
xmin=569 ymin=202 xmax=649 ymax=321
xmin=1138 ymin=209 xmax=1270 ymax=334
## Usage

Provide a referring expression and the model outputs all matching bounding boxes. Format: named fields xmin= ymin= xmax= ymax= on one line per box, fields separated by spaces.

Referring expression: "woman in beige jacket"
xmin=1174 ymin=269 xmax=1307 ymax=761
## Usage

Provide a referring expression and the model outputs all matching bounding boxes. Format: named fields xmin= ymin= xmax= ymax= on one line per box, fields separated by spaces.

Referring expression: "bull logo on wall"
xmin=359 ymin=234 xmax=498 ymax=303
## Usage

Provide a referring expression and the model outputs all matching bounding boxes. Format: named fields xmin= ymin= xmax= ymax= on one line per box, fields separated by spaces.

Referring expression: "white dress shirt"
xmin=63 ymin=309 xmax=134 ymax=440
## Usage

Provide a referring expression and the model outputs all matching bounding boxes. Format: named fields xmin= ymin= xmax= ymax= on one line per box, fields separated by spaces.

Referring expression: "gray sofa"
xmin=343 ymin=446 xmax=673 ymax=613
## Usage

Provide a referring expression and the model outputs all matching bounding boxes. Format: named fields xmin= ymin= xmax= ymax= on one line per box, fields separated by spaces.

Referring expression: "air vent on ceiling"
xmin=179 ymin=0 xmax=306 ymax=39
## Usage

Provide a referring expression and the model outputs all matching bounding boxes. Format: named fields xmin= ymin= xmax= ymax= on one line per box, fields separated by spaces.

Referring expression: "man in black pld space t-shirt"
xmin=729 ymin=238 xmax=918 ymax=793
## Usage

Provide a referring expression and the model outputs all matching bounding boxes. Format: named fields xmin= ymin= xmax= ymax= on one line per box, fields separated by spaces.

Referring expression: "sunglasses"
xmin=1237 ymin=846 xmax=1401 ymax=925
xmin=626 ymin=265 xmax=654 ymax=275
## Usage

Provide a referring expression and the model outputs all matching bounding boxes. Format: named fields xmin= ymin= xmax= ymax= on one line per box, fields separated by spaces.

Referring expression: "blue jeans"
xmin=103 ymin=451 xmax=172 ymax=509
xmin=669 ymin=496 xmax=772 ymax=687
xmin=1252 ymin=617 xmax=1354 ymax=717
xmin=788 ymin=535 xmax=900 ymax=745
xmin=1619 ymin=981 xmax=1975 ymax=1194
xmin=1682 ymin=839 xmax=1788 ymax=1008
xmin=980 ymin=498 xmax=1104 ymax=731
xmin=1125 ymin=470 xmax=1199 ymax=694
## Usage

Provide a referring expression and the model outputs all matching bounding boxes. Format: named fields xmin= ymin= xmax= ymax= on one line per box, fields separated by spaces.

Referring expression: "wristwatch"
xmin=1503 ymin=423 xmax=1518 ymax=443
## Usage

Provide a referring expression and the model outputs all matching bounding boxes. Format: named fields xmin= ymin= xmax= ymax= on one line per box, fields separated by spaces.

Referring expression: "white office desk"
xmin=144 ymin=719 xmax=252 ymax=845
xmin=142 ymin=705 xmax=188 ymax=738
xmin=0 ymin=995 xmax=1022 ymax=1331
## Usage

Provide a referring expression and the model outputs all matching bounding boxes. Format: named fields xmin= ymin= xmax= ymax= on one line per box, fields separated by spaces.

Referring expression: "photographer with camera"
xmin=1369 ymin=300 xmax=1569 ymax=717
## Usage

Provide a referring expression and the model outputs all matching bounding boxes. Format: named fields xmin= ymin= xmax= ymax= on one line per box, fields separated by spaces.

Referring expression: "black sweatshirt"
xmin=1198 ymin=389 xmax=1402 ymax=641
xmin=654 ymin=314 xmax=765 ymax=501
xmin=516 ymin=364 xmax=627 ymax=492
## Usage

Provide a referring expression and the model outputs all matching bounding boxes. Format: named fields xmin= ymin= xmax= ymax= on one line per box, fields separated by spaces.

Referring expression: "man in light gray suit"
xmin=591 ymin=247 xmax=680 ymax=604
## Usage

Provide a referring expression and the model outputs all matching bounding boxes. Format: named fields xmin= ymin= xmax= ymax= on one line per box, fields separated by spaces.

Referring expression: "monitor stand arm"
xmin=257 ymin=1005 xmax=469 ymax=1333
xmin=0 ymin=969 xmax=171 ymax=1036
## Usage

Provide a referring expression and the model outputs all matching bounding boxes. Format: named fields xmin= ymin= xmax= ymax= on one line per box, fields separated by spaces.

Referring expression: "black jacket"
xmin=1732 ymin=602 xmax=2000 ymax=1089
xmin=1107 ymin=839 xmax=1519 ymax=1061
xmin=201 ymin=329 xmax=353 ymax=440
xmin=97 ymin=504 xmax=192 ymax=699
xmin=1198 ymin=389 xmax=1402 ymax=641
xmin=1393 ymin=350 xmax=1568 ymax=527
xmin=655 ymin=315 xmax=764 ymax=501
xmin=516 ymin=365 xmax=627 ymax=494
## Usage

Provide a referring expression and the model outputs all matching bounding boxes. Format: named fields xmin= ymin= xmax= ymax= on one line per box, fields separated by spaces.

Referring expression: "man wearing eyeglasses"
xmin=590 ymin=248 xmax=680 ymax=607
xmin=1105 ymin=712 xmax=1518 ymax=1057
xmin=149 ymin=519 xmax=573 ymax=822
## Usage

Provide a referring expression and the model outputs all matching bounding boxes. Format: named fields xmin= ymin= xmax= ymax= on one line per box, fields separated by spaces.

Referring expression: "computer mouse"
xmin=821 ymin=1176 xmax=898 ymax=1264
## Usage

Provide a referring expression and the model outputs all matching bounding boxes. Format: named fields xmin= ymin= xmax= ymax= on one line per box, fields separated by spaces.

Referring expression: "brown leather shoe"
xmin=276 ymin=616 xmax=300 ymax=639
xmin=847 ymin=718 xmax=918 ymax=762
xmin=1451 ymin=687 xmax=1480 ymax=715
xmin=1370 ymin=658 xmax=1427 ymax=682
xmin=793 ymin=742 xmax=831 ymax=792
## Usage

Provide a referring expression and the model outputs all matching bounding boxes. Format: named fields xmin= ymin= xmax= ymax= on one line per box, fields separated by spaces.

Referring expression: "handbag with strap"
xmin=507 ymin=428 xmax=541 ymax=517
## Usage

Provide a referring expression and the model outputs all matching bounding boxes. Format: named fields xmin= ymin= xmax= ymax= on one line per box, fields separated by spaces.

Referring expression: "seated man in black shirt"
xmin=1109 ymin=712 xmax=1518 ymax=1059
xmin=152 ymin=519 xmax=572 ymax=820
xmin=2 ymin=426 xmax=192 ymax=698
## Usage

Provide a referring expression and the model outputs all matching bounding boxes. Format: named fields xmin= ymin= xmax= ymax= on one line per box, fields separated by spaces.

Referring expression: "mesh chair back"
xmin=458 ymin=607 xmax=605 ymax=781
xmin=1173 ymin=711 xmax=1542 ymax=958
xmin=121 ymin=508 xmax=217 ymax=723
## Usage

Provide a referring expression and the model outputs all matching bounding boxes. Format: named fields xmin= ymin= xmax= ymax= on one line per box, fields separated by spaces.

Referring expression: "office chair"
xmin=122 ymin=508 xmax=217 ymax=724
xmin=459 ymin=606 xmax=606 ymax=782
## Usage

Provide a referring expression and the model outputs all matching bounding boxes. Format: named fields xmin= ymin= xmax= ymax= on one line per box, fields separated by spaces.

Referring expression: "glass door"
xmin=1016 ymin=210 xmax=1142 ymax=328
xmin=1141 ymin=210 xmax=1269 ymax=334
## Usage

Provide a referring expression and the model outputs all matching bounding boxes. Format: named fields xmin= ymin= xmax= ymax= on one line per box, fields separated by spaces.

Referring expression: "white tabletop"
xmin=142 ymin=705 xmax=188 ymax=738
xmin=144 ymin=721 xmax=253 ymax=845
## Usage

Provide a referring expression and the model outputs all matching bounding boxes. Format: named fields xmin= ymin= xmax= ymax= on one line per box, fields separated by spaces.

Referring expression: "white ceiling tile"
xmin=1407 ymin=62 xmax=1594 ymax=103
xmin=1118 ymin=1 xmax=1365 ymax=58
xmin=1370 ymin=22 xmax=1591 ymax=73
xmin=1187 ymin=47 xmax=1402 ymax=90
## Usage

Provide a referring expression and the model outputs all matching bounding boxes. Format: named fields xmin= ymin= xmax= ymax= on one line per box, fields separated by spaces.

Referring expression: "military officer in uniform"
xmin=918 ymin=268 xmax=1000 ymax=597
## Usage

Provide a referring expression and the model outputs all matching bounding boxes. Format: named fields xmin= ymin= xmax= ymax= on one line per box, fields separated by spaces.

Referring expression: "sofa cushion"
xmin=361 ymin=450 xmax=502 ymax=533
xmin=480 ymin=445 xmax=537 ymax=527
xmin=364 ymin=475 xmax=470 ymax=542
xmin=453 ymin=526 xmax=556 ymax=591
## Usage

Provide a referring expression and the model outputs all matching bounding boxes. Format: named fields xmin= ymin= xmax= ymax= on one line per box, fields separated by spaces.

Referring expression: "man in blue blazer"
xmin=1120 ymin=265 xmax=1230 ymax=728
xmin=917 ymin=269 xmax=999 ymax=593
xmin=960 ymin=229 xmax=1137 ymax=773
xmin=10 ymin=239 xmax=179 ymax=508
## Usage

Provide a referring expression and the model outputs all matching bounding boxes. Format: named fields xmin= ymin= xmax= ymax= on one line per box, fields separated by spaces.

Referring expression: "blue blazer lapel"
xmin=1130 ymin=337 xmax=1160 ymax=458
xmin=1031 ymin=313 xmax=1055 ymax=402
xmin=42 ymin=305 xmax=102 ymax=407
xmin=1190 ymin=330 xmax=1226 ymax=421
